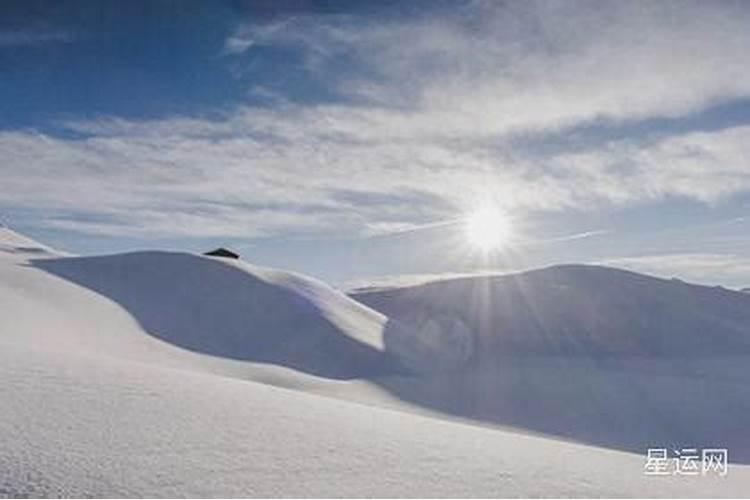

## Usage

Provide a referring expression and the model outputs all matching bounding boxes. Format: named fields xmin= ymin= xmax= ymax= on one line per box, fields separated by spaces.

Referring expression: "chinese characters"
xmin=645 ymin=448 xmax=728 ymax=476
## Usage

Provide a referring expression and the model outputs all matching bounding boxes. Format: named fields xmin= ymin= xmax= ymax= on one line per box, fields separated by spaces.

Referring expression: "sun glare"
xmin=465 ymin=204 xmax=513 ymax=252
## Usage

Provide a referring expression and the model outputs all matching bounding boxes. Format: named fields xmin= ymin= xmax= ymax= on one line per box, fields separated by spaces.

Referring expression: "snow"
xmin=353 ymin=264 xmax=750 ymax=360
xmin=29 ymin=250 xmax=400 ymax=379
xmin=0 ymin=226 xmax=56 ymax=256
xmin=2 ymin=342 xmax=748 ymax=498
xmin=352 ymin=265 xmax=750 ymax=463
xmin=2 ymin=228 xmax=750 ymax=496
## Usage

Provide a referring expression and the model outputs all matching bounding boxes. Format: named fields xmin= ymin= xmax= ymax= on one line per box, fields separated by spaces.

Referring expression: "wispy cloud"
xmin=600 ymin=253 xmax=750 ymax=288
xmin=3 ymin=1 xmax=750 ymax=240
xmin=349 ymin=250 xmax=750 ymax=291
xmin=3 ymin=118 xmax=750 ymax=239
xmin=226 ymin=1 xmax=750 ymax=135
xmin=343 ymin=269 xmax=518 ymax=292
xmin=546 ymin=125 xmax=750 ymax=204
xmin=529 ymin=230 xmax=612 ymax=245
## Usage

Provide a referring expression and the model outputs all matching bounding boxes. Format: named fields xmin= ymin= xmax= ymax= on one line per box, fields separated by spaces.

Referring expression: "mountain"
xmin=2 ymin=228 xmax=750 ymax=496
xmin=350 ymin=264 xmax=750 ymax=462
xmin=0 ymin=227 xmax=407 ymax=380
xmin=351 ymin=264 xmax=750 ymax=367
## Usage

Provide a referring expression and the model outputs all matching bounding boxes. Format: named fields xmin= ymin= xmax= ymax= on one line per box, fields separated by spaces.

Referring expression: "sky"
xmin=2 ymin=0 xmax=750 ymax=288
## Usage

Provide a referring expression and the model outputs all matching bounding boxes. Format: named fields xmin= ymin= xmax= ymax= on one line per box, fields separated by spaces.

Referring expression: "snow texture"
xmin=2 ymin=227 xmax=750 ymax=497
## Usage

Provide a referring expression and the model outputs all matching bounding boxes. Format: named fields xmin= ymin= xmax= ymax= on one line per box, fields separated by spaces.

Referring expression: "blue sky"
xmin=2 ymin=0 xmax=750 ymax=287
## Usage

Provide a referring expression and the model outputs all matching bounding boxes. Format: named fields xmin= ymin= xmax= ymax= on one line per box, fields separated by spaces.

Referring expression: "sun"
xmin=465 ymin=204 xmax=513 ymax=252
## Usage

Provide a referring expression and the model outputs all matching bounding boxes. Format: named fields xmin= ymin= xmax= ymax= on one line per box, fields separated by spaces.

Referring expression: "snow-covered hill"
xmin=31 ymin=251 xmax=403 ymax=379
xmin=2 ymin=227 xmax=750 ymax=496
xmin=0 ymin=226 xmax=419 ymax=379
xmin=352 ymin=264 xmax=750 ymax=363
xmin=350 ymin=266 xmax=750 ymax=458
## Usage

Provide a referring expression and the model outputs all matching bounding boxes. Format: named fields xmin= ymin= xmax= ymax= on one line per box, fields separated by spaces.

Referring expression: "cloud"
xmin=347 ymin=250 xmax=750 ymax=291
xmin=600 ymin=253 xmax=750 ymax=288
xmin=226 ymin=1 xmax=750 ymax=136
xmin=343 ymin=269 xmax=517 ymax=292
xmin=3 ymin=1 xmax=750 ymax=240
xmin=222 ymin=17 xmax=295 ymax=55
xmin=3 ymin=115 xmax=750 ymax=239
xmin=223 ymin=35 xmax=255 ymax=55
xmin=545 ymin=125 xmax=750 ymax=204
xmin=528 ymin=230 xmax=612 ymax=245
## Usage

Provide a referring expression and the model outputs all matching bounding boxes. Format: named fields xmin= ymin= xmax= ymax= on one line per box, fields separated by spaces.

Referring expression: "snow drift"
xmin=22 ymin=251 xmax=408 ymax=379
xmin=3 ymin=227 xmax=750 ymax=496
xmin=0 ymin=225 xmax=56 ymax=256
xmin=5 ymin=341 xmax=747 ymax=498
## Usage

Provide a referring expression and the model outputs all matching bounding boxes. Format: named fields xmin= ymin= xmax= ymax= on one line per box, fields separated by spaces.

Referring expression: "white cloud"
xmin=343 ymin=269 xmax=516 ymax=292
xmin=600 ymin=253 xmax=750 ymax=288
xmin=547 ymin=125 xmax=750 ymax=204
xmin=226 ymin=1 xmax=750 ymax=137
xmin=222 ymin=17 xmax=294 ymax=55
xmin=3 ymin=98 xmax=576 ymax=232
xmin=3 ymin=117 xmax=750 ymax=238
xmin=346 ymin=250 xmax=750 ymax=291
xmin=3 ymin=1 xmax=750 ymax=239
xmin=223 ymin=36 xmax=255 ymax=55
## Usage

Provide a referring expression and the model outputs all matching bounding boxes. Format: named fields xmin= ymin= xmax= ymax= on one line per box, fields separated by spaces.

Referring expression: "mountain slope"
xmin=0 ymin=227 xmax=409 ymax=379
xmin=349 ymin=265 xmax=750 ymax=461
xmin=352 ymin=264 xmax=750 ymax=366
xmin=31 ymin=251 xmax=401 ymax=379
xmin=2 ymin=341 xmax=747 ymax=498
xmin=3 ymin=228 xmax=750 ymax=496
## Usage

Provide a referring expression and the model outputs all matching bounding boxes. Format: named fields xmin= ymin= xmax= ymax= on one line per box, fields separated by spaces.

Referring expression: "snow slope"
xmin=2 ymin=228 xmax=750 ymax=496
xmin=3 ymin=341 xmax=748 ymax=498
xmin=350 ymin=265 xmax=750 ymax=461
xmin=0 ymin=226 xmax=56 ymax=256
xmin=30 ymin=251 xmax=402 ymax=379
xmin=352 ymin=264 xmax=750 ymax=363
xmin=0 ymin=226 xmax=417 ymax=380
